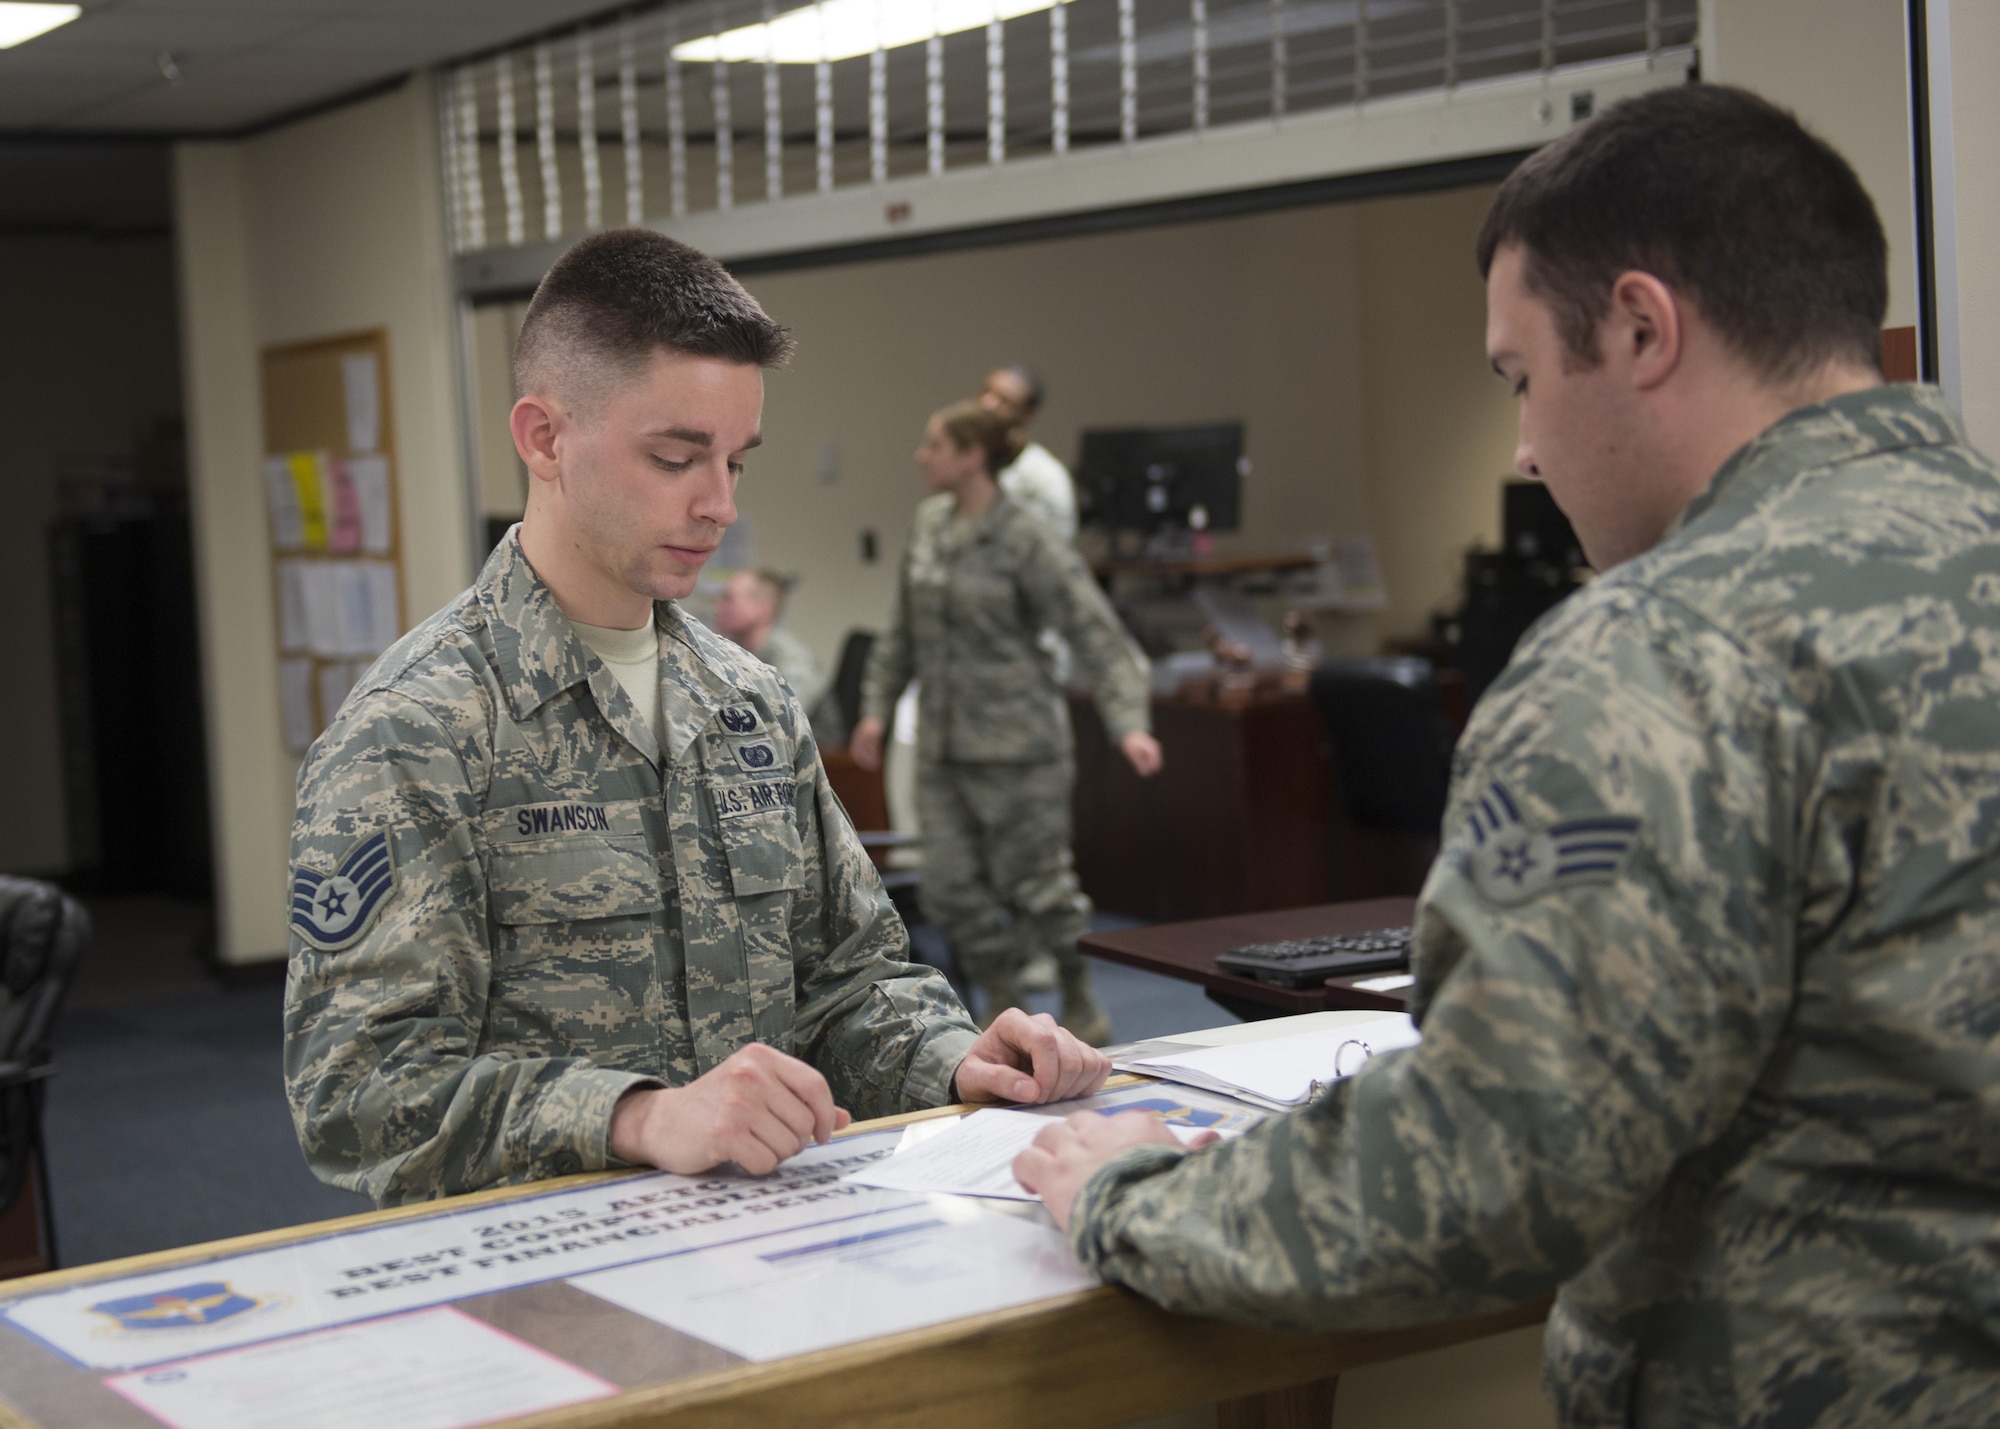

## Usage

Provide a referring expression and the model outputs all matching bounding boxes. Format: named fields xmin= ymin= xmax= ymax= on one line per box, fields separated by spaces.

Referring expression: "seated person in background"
xmin=284 ymin=229 xmax=1108 ymax=1208
xmin=712 ymin=567 xmax=823 ymax=708
xmin=1017 ymin=86 xmax=2000 ymax=1427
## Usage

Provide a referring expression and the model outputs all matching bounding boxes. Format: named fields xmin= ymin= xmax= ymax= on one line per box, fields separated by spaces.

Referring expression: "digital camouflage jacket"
xmin=861 ymin=491 xmax=1150 ymax=763
xmin=284 ymin=532 xmax=978 ymax=1207
xmin=1070 ymin=386 xmax=2000 ymax=1427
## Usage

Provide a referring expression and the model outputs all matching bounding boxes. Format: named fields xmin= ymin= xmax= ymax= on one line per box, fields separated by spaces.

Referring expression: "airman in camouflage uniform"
xmin=284 ymin=230 xmax=1111 ymax=1209
xmin=1018 ymin=87 xmax=2000 ymax=1426
xmin=1064 ymin=385 xmax=2000 ymax=1425
xmin=284 ymin=532 xmax=979 ymax=1206
xmin=861 ymin=488 xmax=1152 ymax=1034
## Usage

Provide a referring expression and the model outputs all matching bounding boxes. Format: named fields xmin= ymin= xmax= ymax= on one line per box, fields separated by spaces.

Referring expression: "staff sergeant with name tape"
xmin=284 ymin=230 xmax=1109 ymax=1208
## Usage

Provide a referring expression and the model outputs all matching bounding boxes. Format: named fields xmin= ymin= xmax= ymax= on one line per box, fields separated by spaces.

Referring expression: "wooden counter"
xmin=0 ymin=1097 xmax=1543 ymax=1429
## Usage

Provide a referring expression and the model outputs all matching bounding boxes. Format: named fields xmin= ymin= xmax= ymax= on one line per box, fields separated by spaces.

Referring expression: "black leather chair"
xmin=1308 ymin=658 xmax=1457 ymax=899
xmin=808 ymin=629 xmax=877 ymax=749
xmin=0 ymin=878 xmax=89 ymax=1271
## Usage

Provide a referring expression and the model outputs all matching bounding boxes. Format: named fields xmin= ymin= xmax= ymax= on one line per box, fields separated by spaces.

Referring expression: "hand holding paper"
xmin=1014 ymin=1112 xmax=1215 ymax=1230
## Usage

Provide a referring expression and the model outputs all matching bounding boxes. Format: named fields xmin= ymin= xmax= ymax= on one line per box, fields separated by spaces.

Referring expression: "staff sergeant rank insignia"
xmin=290 ymin=830 xmax=394 ymax=951
xmin=1465 ymin=780 xmax=1640 ymax=906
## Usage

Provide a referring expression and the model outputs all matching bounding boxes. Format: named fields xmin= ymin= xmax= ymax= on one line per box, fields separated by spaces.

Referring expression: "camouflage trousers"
xmin=914 ymin=758 xmax=1091 ymax=987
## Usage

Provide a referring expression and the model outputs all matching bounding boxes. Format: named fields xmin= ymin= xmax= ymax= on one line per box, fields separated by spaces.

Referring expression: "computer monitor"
xmin=1502 ymin=481 xmax=1585 ymax=569
xmin=1076 ymin=423 xmax=1245 ymax=534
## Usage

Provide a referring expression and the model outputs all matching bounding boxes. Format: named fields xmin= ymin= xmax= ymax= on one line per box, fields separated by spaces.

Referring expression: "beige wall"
xmin=179 ymin=0 xmax=1952 ymax=955
xmin=1354 ymin=184 xmax=1519 ymax=642
xmin=0 ymin=235 xmax=183 ymax=876
xmin=615 ymin=202 xmax=1381 ymax=667
xmin=1704 ymin=0 xmax=1920 ymax=331
xmin=175 ymin=75 xmax=468 ymax=964
xmin=1943 ymin=0 xmax=1999 ymax=449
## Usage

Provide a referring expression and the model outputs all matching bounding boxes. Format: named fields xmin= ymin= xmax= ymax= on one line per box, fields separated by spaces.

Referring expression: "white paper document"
xmin=337 ymin=560 xmax=401 ymax=656
xmin=3 ymin=1132 xmax=913 ymax=1371
xmin=843 ymin=1109 xmax=1050 ymax=1200
xmin=317 ymin=661 xmax=358 ymax=729
xmin=571 ymin=1199 xmax=1092 ymax=1363
xmin=274 ymin=561 xmax=309 ymax=652
xmin=343 ymin=454 xmax=394 ymax=554
xmin=1130 ymin=1014 xmax=1422 ymax=1109
xmin=277 ymin=659 xmax=317 ymax=753
xmin=262 ymin=457 xmax=303 ymax=551
xmin=341 ymin=352 xmax=381 ymax=455
xmin=843 ymin=1085 xmax=1264 ymax=1202
xmin=104 ymin=1305 xmax=613 ymax=1429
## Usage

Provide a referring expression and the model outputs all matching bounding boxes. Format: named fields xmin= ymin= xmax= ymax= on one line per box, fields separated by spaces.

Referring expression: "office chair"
xmin=0 ymin=878 xmax=89 ymax=1271
xmin=809 ymin=629 xmax=877 ymax=748
xmin=1308 ymin=658 xmax=1457 ymax=900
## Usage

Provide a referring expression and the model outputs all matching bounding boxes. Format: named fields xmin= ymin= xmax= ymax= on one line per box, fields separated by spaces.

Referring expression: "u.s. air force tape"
xmin=290 ymin=830 xmax=394 ymax=951
xmin=1465 ymin=779 xmax=1640 ymax=906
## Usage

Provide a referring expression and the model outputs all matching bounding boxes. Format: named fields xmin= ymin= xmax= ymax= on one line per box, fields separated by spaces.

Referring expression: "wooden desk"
xmin=1080 ymin=898 xmax=1417 ymax=1019
xmin=0 ymin=1082 xmax=1537 ymax=1429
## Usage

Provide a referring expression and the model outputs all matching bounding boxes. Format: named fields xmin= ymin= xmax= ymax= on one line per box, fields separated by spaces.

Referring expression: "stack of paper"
xmin=1128 ymin=1014 xmax=1420 ymax=1110
xmin=842 ymin=1084 xmax=1264 ymax=1202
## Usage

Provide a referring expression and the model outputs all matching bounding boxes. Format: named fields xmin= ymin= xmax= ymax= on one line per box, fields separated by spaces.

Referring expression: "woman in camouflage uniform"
xmin=852 ymin=402 xmax=1161 ymax=1043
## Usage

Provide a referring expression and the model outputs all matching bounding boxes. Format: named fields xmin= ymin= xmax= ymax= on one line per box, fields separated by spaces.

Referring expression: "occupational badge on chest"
xmin=729 ymin=739 xmax=785 ymax=776
xmin=290 ymin=830 xmax=395 ymax=951
xmin=1465 ymin=780 xmax=1640 ymax=906
xmin=719 ymin=703 xmax=761 ymax=735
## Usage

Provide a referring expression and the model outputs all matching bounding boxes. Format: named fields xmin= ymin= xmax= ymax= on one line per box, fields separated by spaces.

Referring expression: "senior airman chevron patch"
xmin=290 ymin=831 xmax=394 ymax=951
xmin=1466 ymin=780 xmax=1641 ymax=906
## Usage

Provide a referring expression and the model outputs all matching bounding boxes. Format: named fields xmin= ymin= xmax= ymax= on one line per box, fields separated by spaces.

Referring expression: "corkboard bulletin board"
xmin=259 ymin=329 xmax=408 ymax=752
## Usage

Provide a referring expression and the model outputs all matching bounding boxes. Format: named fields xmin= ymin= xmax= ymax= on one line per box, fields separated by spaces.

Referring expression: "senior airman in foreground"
xmin=1018 ymin=85 xmax=2000 ymax=1427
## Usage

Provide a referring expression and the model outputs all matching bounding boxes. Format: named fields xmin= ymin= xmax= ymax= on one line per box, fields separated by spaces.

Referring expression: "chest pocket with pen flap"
xmin=480 ymin=801 xmax=663 ymax=925
xmin=710 ymin=781 xmax=806 ymax=897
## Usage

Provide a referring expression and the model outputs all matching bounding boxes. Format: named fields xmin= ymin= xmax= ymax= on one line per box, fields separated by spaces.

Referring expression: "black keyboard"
xmin=1216 ymin=927 xmax=1413 ymax=989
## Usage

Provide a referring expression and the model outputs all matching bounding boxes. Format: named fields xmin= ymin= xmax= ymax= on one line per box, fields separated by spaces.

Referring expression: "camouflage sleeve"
xmin=780 ymin=701 xmax=980 ymax=1116
xmin=859 ymin=544 xmax=915 ymax=727
xmin=283 ymin=690 xmax=659 ymax=1206
xmin=1068 ymin=586 xmax=1801 ymax=1327
xmin=1019 ymin=532 xmax=1152 ymax=741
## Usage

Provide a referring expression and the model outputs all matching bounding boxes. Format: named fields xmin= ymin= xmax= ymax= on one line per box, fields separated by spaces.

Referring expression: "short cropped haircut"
xmin=996 ymin=363 xmax=1045 ymax=411
xmin=1476 ymin=85 xmax=1887 ymax=380
xmin=744 ymin=568 xmax=793 ymax=615
xmin=513 ymin=230 xmax=794 ymax=408
xmin=935 ymin=400 xmax=1027 ymax=476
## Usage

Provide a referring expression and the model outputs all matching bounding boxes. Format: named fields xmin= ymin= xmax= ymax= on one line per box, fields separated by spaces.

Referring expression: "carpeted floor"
xmin=40 ymin=907 xmax=1233 ymax=1269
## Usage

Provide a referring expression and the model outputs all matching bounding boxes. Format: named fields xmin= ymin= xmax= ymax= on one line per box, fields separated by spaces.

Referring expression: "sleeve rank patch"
xmin=290 ymin=830 xmax=395 ymax=951
xmin=1466 ymin=780 xmax=1641 ymax=906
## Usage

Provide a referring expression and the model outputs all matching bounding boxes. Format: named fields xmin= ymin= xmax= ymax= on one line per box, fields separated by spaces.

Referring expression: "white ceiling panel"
xmin=0 ymin=0 xmax=638 ymax=134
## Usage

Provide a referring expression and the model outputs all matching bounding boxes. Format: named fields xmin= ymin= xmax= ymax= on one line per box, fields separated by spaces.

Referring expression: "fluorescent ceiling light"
xmin=0 ymin=2 xmax=79 ymax=48
xmin=674 ymin=0 xmax=1056 ymax=65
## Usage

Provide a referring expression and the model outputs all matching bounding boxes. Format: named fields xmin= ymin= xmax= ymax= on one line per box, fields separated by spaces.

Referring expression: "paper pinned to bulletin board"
xmin=260 ymin=330 xmax=406 ymax=753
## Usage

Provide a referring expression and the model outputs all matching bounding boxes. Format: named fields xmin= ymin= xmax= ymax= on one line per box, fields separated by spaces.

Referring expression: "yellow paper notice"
xmin=289 ymin=451 xmax=329 ymax=549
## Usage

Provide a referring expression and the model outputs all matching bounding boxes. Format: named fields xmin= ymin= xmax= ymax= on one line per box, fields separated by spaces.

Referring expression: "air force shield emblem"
xmin=1466 ymin=780 xmax=1640 ymax=906
xmin=91 ymin=1282 xmax=280 ymax=1335
xmin=290 ymin=831 xmax=394 ymax=951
